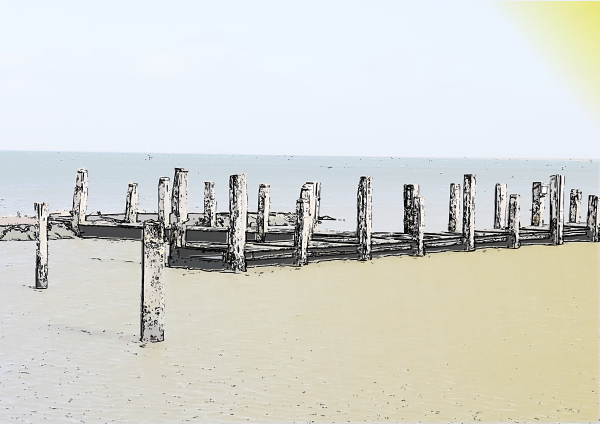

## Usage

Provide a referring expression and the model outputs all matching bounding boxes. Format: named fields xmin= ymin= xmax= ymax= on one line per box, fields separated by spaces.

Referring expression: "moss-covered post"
xmin=508 ymin=194 xmax=520 ymax=248
xmin=569 ymin=189 xmax=582 ymax=224
xmin=125 ymin=183 xmax=138 ymax=224
xmin=141 ymin=220 xmax=165 ymax=343
xmin=34 ymin=202 xmax=49 ymax=289
xmin=294 ymin=198 xmax=310 ymax=266
xmin=494 ymin=183 xmax=507 ymax=229
xmin=411 ymin=196 xmax=425 ymax=256
xmin=462 ymin=174 xmax=476 ymax=251
xmin=586 ymin=194 xmax=600 ymax=241
xmin=204 ymin=182 xmax=217 ymax=227
xmin=531 ymin=182 xmax=545 ymax=226
xmin=71 ymin=168 xmax=88 ymax=235
xmin=549 ymin=174 xmax=565 ymax=245
xmin=403 ymin=184 xmax=419 ymax=235
xmin=256 ymin=183 xmax=270 ymax=243
xmin=158 ymin=177 xmax=170 ymax=228
xmin=168 ymin=168 xmax=189 ymax=262
xmin=227 ymin=174 xmax=247 ymax=272
xmin=448 ymin=183 xmax=460 ymax=233
xmin=307 ymin=181 xmax=321 ymax=231
xmin=357 ymin=176 xmax=372 ymax=261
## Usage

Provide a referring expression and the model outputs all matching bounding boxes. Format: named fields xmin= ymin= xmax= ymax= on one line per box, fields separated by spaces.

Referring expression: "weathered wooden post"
xmin=71 ymin=168 xmax=88 ymax=235
xmin=586 ymin=195 xmax=599 ymax=242
xmin=204 ymin=182 xmax=217 ymax=227
xmin=294 ymin=198 xmax=310 ymax=266
xmin=448 ymin=183 xmax=460 ymax=233
xmin=569 ymin=189 xmax=582 ymax=224
xmin=34 ymin=202 xmax=49 ymax=289
xmin=227 ymin=174 xmax=247 ymax=272
xmin=508 ymin=194 xmax=520 ymax=248
xmin=168 ymin=169 xmax=187 ymax=262
xmin=549 ymin=174 xmax=565 ymax=245
xmin=462 ymin=174 xmax=476 ymax=251
xmin=494 ymin=183 xmax=507 ymax=229
xmin=531 ymin=182 xmax=546 ymax=226
xmin=414 ymin=195 xmax=425 ymax=256
xmin=300 ymin=183 xmax=316 ymax=237
xmin=314 ymin=181 xmax=322 ymax=229
xmin=357 ymin=176 xmax=372 ymax=261
xmin=141 ymin=220 xmax=165 ymax=343
xmin=125 ymin=183 xmax=139 ymax=224
xmin=403 ymin=184 xmax=419 ymax=235
xmin=158 ymin=177 xmax=170 ymax=228
xmin=256 ymin=183 xmax=270 ymax=243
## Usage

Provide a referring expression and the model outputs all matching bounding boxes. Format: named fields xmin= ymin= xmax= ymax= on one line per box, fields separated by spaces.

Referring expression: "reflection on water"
xmin=0 ymin=239 xmax=597 ymax=422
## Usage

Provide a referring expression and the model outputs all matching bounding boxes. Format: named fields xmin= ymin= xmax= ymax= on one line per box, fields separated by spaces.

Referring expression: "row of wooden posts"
xmin=32 ymin=170 xmax=596 ymax=342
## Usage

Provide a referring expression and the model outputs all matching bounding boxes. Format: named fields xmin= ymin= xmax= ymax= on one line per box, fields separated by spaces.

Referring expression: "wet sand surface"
xmin=0 ymin=239 xmax=598 ymax=423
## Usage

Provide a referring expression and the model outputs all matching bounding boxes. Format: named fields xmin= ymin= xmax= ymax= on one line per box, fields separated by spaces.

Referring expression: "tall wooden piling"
xmin=34 ymin=202 xmax=49 ymax=289
xmin=125 ymin=183 xmax=139 ymax=224
xmin=357 ymin=176 xmax=372 ymax=261
xmin=448 ymin=183 xmax=460 ymax=233
xmin=403 ymin=184 xmax=419 ymax=235
xmin=531 ymin=182 xmax=546 ymax=226
xmin=300 ymin=183 xmax=316 ymax=237
xmin=169 ymin=169 xmax=187 ymax=250
xmin=227 ymin=174 xmax=248 ymax=272
xmin=494 ymin=183 xmax=507 ymax=229
xmin=508 ymin=194 xmax=520 ymax=248
xmin=256 ymin=183 xmax=270 ymax=243
xmin=587 ymin=195 xmax=599 ymax=242
xmin=294 ymin=198 xmax=310 ymax=266
xmin=158 ymin=177 xmax=170 ymax=228
xmin=569 ymin=189 xmax=582 ymax=224
xmin=204 ymin=182 xmax=217 ymax=227
xmin=141 ymin=220 xmax=165 ymax=343
xmin=314 ymin=181 xmax=322 ymax=229
xmin=462 ymin=174 xmax=476 ymax=251
xmin=414 ymin=195 xmax=425 ymax=256
xmin=549 ymin=174 xmax=565 ymax=245
xmin=71 ymin=168 xmax=88 ymax=234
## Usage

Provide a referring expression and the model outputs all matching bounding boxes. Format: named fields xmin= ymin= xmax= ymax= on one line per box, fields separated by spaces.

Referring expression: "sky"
xmin=0 ymin=0 xmax=599 ymax=158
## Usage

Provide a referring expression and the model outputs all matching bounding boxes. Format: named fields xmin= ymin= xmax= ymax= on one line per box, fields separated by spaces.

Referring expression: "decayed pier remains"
xmin=16 ymin=167 xmax=598 ymax=342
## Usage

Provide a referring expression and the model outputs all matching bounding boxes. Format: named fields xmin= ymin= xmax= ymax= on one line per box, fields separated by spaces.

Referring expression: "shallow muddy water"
xmin=0 ymin=239 xmax=598 ymax=422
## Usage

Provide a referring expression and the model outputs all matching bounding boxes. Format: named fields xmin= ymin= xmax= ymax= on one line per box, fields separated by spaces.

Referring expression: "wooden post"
xmin=357 ymin=176 xmax=372 ymax=261
xmin=294 ymin=198 xmax=310 ymax=266
xmin=158 ymin=177 xmax=170 ymax=228
xmin=71 ymin=168 xmax=88 ymax=234
xmin=300 ymin=183 xmax=316 ymax=237
xmin=256 ymin=183 xmax=270 ymax=243
xmin=448 ymin=183 xmax=460 ymax=232
xmin=531 ymin=182 xmax=545 ymax=226
xmin=204 ymin=182 xmax=217 ymax=227
xmin=227 ymin=174 xmax=247 ymax=272
xmin=549 ymin=174 xmax=565 ymax=245
xmin=169 ymin=167 xmax=187 ymax=250
xmin=314 ymin=181 xmax=321 ymax=229
xmin=586 ymin=195 xmax=599 ymax=242
xmin=403 ymin=184 xmax=419 ymax=235
xmin=569 ymin=189 xmax=582 ymax=224
xmin=494 ymin=183 xmax=507 ymax=229
xmin=508 ymin=194 xmax=520 ymax=248
xmin=462 ymin=174 xmax=476 ymax=251
xmin=414 ymin=195 xmax=425 ymax=256
xmin=34 ymin=202 xmax=49 ymax=289
xmin=125 ymin=183 xmax=138 ymax=224
xmin=141 ymin=220 xmax=165 ymax=343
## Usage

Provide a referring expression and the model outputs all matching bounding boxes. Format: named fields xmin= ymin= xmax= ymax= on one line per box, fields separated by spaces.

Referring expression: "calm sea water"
xmin=0 ymin=151 xmax=598 ymax=231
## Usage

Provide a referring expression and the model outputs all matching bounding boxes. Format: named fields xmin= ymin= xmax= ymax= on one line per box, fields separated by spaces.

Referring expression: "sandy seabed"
xmin=0 ymin=239 xmax=598 ymax=423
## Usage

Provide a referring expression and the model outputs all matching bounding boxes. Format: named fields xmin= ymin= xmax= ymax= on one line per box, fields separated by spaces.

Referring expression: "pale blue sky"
xmin=1 ymin=0 xmax=598 ymax=158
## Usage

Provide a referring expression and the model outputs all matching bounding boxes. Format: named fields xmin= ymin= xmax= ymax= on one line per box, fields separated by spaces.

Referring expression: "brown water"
xmin=0 ymin=239 xmax=598 ymax=423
